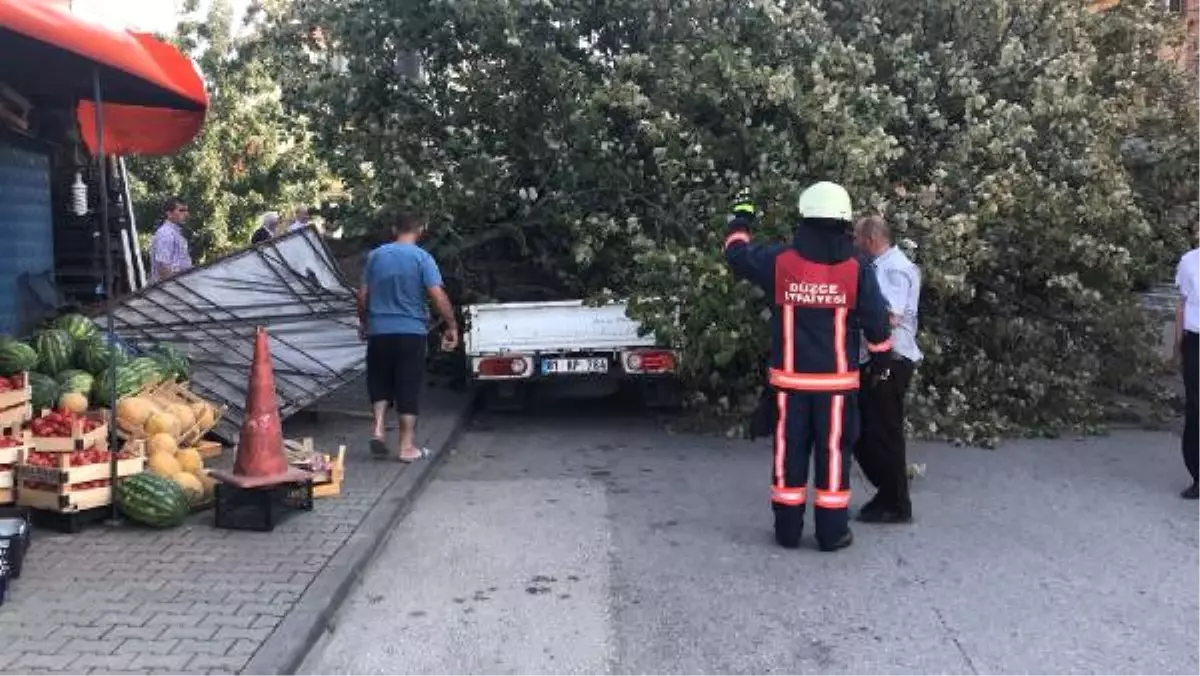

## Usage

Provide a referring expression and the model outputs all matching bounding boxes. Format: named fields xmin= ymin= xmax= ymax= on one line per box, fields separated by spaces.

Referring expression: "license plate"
xmin=541 ymin=358 xmax=609 ymax=375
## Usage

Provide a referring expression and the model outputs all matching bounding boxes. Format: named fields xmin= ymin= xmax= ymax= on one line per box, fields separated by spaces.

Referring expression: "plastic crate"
xmin=0 ymin=506 xmax=31 ymax=580
xmin=213 ymin=480 xmax=313 ymax=532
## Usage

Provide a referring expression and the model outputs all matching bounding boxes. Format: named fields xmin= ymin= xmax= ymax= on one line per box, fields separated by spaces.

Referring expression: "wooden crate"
xmin=285 ymin=438 xmax=345 ymax=499
xmin=143 ymin=381 xmax=227 ymax=446
xmin=16 ymin=441 xmax=144 ymax=514
xmin=18 ymin=485 xmax=113 ymax=513
xmin=0 ymin=372 xmax=32 ymax=429
xmin=0 ymin=429 xmax=30 ymax=466
xmin=194 ymin=439 xmax=223 ymax=460
xmin=28 ymin=413 xmax=109 ymax=453
xmin=0 ymin=430 xmax=27 ymax=506
xmin=18 ymin=456 xmax=145 ymax=490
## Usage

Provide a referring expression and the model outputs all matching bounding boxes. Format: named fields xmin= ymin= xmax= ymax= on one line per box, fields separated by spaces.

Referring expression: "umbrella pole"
xmin=92 ymin=68 xmax=120 ymax=526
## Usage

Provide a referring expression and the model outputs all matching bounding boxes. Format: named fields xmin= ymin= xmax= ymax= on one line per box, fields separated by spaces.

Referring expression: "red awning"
xmin=0 ymin=0 xmax=208 ymax=155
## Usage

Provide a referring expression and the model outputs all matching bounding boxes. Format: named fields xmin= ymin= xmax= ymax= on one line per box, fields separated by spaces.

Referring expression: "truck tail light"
xmin=476 ymin=356 xmax=531 ymax=379
xmin=624 ymin=350 xmax=675 ymax=374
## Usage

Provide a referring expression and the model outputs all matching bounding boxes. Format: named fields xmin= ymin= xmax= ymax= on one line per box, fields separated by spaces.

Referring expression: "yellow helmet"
xmin=797 ymin=181 xmax=852 ymax=221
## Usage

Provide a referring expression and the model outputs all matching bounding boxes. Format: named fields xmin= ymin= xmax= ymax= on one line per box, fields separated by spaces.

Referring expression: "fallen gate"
xmin=104 ymin=227 xmax=365 ymax=442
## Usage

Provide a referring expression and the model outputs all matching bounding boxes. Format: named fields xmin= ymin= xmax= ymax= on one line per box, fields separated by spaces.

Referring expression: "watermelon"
xmin=0 ymin=339 xmax=38 ymax=376
xmin=28 ymin=373 xmax=59 ymax=411
xmin=126 ymin=357 xmax=163 ymax=386
xmin=53 ymin=314 xmax=99 ymax=343
xmin=117 ymin=473 xmax=190 ymax=528
xmin=75 ymin=338 xmax=129 ymax=375
xmin=56 ymin=369 xmax=95 ymax=396
xmin=92 ymin=365 xmax=142 ymax=408
xmin=31 ymin=329 xmax=74 ymax=376
xmin=150 ymin=345 xmax=189 ymax=383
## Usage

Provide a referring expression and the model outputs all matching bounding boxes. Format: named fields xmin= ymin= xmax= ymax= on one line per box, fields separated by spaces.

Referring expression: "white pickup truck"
xmin=463 ymin=300 xmax=681 ymax=410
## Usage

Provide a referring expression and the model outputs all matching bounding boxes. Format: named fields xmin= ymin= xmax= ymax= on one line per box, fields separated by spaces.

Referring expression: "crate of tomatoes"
xmin=0 ymin=432 xmax=30 ymax=505
xmin=0 ymin=374 xmax=31 ymax=431
xmin=27 ymin=409 xmax=107 ymax=453
xmin=17 ymin=412 xmax=143 ymax=514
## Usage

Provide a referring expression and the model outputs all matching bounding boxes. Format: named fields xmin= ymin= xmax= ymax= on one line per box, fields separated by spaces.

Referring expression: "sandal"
xmin=369 ymin=438 xmax=389 ymax=459
xmin=398 ymin=447 xmax=431 ymax=464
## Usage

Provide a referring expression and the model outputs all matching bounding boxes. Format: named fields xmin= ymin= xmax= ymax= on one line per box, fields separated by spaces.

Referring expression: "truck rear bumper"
xmin=468 ymin=348 xmax=677 ymax=382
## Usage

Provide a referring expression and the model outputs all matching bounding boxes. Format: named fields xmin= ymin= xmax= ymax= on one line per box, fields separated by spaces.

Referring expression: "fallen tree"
xmin=265 ymin=0 xmax=1197 ymax=446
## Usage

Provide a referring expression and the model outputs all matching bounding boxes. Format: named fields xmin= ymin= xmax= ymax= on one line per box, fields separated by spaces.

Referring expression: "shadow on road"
xmin=475 ymin=382 xmax=676 ymax=422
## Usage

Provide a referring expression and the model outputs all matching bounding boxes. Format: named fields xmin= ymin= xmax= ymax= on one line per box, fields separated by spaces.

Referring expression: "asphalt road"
xmin=301 ymin=397 xmax=1199 ymax=675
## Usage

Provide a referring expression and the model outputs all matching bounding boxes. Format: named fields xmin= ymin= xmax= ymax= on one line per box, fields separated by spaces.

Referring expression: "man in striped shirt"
xmin=149 ymin=196 xmax=193 ymax=283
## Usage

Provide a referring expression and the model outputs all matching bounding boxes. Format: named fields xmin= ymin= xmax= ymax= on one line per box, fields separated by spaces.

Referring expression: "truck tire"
xmin=482 ymin=382 xmax=532 ymax=412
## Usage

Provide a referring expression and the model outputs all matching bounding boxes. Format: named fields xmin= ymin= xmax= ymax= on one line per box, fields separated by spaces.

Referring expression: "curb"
xmin=242 ymin=394 xmax=476 ymax=675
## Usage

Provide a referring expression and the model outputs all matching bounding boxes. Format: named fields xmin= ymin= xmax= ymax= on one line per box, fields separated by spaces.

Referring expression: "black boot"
xmin=855 ymin=495 xmax=886 ymax=521
xmin=773 ymin=506 xmax=804 ymax=549
xmin=818 ymin=529 xmax=854 ymax=552
xmin=1182 ymin=483 xmax=1199 ymax=500
xmin=857 ymin=505 xmax=912 ymax=524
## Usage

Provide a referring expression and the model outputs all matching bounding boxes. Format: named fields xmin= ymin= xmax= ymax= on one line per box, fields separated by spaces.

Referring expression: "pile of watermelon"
xmin=0 ymin=313 xmax=191 ymax=411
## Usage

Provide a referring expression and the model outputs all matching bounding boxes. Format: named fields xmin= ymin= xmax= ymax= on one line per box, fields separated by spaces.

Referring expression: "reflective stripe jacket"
xmin=723 ymin=217 xmax=893 ymax=393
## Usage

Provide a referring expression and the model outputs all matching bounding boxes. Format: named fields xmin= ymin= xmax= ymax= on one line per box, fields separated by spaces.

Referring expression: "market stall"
xmin=0 ymin=0 xmax=208 ymax=534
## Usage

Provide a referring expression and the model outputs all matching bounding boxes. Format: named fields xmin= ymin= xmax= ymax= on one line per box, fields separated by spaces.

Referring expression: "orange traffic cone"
xmin=211 ymin=327 xmax=310 ymax=488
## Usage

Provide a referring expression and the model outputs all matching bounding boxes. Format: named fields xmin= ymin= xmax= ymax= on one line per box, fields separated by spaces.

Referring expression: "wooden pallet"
xmin=284 ymin=438 xmax=345 ymax=499
xmin=0 ymin=373 xmax=32 ymax=429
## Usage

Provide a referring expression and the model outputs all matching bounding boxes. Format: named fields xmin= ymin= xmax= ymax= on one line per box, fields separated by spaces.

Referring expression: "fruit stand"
xmin=0 ymin=310 xmax=234 ymax=529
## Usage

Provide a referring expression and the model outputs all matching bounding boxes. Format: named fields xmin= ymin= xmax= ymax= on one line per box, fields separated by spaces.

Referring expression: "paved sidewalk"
xmin=0 ymin=377 xmax=470 ymax=675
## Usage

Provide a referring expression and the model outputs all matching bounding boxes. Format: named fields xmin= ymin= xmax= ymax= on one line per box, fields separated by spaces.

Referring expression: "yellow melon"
xmin=146 ymin=433 xmax=178 ymax=457
xmin=172 ymin=472 xmax=204 ymax=505
xmin=167 ymin=404 xmax=196 ymax=434
xmin=116 ymin=397 xmax=155 ymax=427
xmin=59 ymin=391 xmax=88 ymax=414
xmin=175 ymin=447 xmax=203 ymax=474
xmin=143 ymin=412 xmax=178 ymax=437
xmin=147 ymin=452 xmax=182 ymax=477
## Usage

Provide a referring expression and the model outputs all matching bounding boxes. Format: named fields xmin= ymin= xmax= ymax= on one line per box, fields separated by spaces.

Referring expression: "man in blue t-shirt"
xmin=357 ymin=213 xmax=459 ymax=462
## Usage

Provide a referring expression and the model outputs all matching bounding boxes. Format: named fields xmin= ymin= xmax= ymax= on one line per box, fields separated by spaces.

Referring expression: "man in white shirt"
xmin=1173 ymin=244 xmax=1198 ymax=499
xmin=853 ymin=215 xmax=922 ymax=523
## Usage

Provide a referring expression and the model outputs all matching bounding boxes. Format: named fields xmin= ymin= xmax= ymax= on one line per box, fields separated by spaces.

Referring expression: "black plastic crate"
xmin=214 ymin=480 xmax=314 ymax=532
xmin=28 ymin=506 xmax=108 ymax=535
xmin=0 ymin=506 xmax=31 ymax=579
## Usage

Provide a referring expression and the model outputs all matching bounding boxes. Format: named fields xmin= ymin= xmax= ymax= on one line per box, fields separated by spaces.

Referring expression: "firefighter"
xmin=723 ymin=182 xmax=894 ymax=552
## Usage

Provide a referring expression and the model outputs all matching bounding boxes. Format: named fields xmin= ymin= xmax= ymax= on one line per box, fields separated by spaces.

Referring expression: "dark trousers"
xmin=1183 ymin=332 xmax=1198 ymax=483
xmin=365 ymin=333 xmax=427 ymax=415
xmin=854 ymin=357 xmax=915 ymax=514
xmin=771 ymin=390 xmax=859 ymax=545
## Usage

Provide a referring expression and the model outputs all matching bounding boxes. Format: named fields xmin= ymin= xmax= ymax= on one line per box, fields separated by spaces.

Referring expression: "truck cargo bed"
xmin=464 ymin=300 xmax=656 ymax=355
